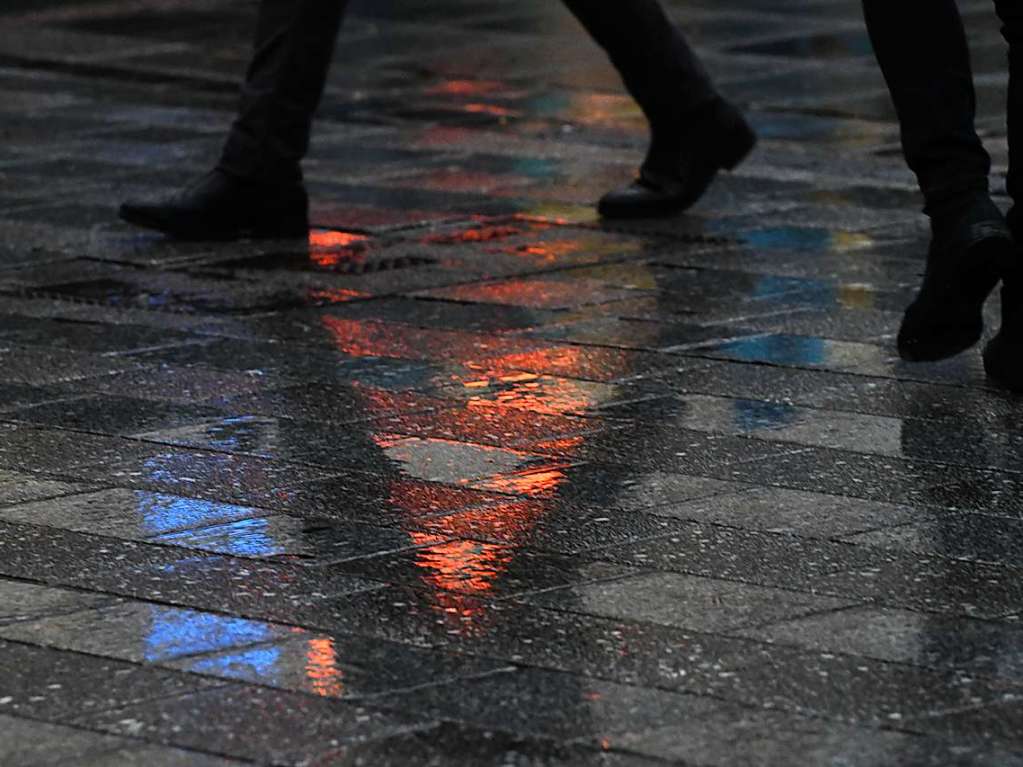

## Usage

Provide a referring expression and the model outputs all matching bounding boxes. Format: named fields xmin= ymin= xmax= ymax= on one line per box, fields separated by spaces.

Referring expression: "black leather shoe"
xmin=119 ymin=169 xmax=309 ymax=241
xmin=598 ymin=98 xmax=756 ymax=219
xmin=897 ymin=194 xmax=1012 ymax=362
xmin=983 ymin=207 xmax=1023 ymax=390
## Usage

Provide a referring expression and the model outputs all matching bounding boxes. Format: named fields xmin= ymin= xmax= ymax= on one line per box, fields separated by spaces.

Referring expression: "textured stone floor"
xmin=1 ymin=0 xmax=1022 ymax=765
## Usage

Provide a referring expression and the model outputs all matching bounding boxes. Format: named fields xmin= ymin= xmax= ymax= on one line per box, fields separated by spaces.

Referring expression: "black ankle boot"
xmin=897 ymin=194 xmax=1012 ymax=361
xmin=983 ymin=206 xmax=1023 ymax=390
xmin=119 ymin=169 xmax=309 ymax=241
xmin=598 ymin=97 xmax=757 ymax=219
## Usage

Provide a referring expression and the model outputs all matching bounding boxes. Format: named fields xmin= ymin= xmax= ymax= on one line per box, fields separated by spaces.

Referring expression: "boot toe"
xmin=983 ymin=332 xmax=1023 ymax=391
xmin=118 ymin=199 xmax=179 ymax=233
xmin=118 ymin=171 xmax=309 ymax=240
xmin=897 ymin=301 xmax=984 ymax=362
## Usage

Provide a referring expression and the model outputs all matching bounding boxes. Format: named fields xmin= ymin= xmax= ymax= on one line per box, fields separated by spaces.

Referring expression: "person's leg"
xmin=863 ymin=0 xmax=989 ymax=211
xmin=560 ymin=0 xmax=715 ymax=146
xmin=863 ymin=0 xmax=1011 ymax=361
xmin=219 ymin=0 xmax=349 ymax=184
xmin=120 ymin=0 xmax=348 ymax=239
xmin=562 ymin=0 xmax=756 ymax=218
xmin=995 ymin=0 xmax=1023 ymax=216
xmin=983 ymin=0 xmax=1023 ymax=388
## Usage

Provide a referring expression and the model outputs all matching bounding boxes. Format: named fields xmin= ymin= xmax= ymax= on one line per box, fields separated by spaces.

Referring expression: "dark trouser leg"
xmin=996 ymin=0 xmax=1023 ymax=213
xmin=218 ymin=0 xmax=348 ymax=183
xmin=862 ymin=0 xmax=990 ymax=214
xmin=984 ymin=0 xmax=1023 ymax=389
xmin=862 ymin=0 xmax=1012 ymax=363
xmin=559 ymin=0 xmax=719 ymax=158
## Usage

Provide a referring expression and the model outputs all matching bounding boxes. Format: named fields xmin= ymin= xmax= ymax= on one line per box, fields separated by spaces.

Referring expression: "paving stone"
xmin=0 ymin=381 xmax=79 ymax=412
xmin=166 ymin=632 xmax=510 ymax=700
xmin=656 ymin=486 xmax=921 ymax=537
xmin=0 ymin=316 xmax=204 ymax=354
xmin=9 ymin=395 xmax=226 ymax=436
xmin=844 ymin=513 xmax=1023 ymax=568
xmin=152 ymin=515 xmax=440 ymax=563
xmin=288 ymin=586 xmax=784 ymax=697
xmin=712 ymin=447 xmax=981 ymax=508
xmin=909 ymin=700 xmax=1023 ymax=749
xmin=208 ymin=383 xmax=452 ymax=425
xmin=0 ymin=601 xmax=303 ymax=664
xmin=614 ymin=708 xmax=1023 ymax=767
xmin=523 ymin=571 xmax=856 ymax=633
xmin=73 ymin=364 xmax=294 ymax=404
xmin=107 ymin=448 xmax=335 ymax=505
xmin=600 ymin=392 xmax=911 ymax=460
xmin=0 ymin=344 xmax=143 ymax=385
xmin=0 ymin=423 xmax=159 ymax=474
xmin=0 ymin=715 xmax=244 ymax=767
xmin=598 ymin=522 xmax=878 ymax=591
xmin=0 ymin=639 xmax=218 ymax=722
xmin=0 ymin=521 xmax=383 ymax=618
xmin=73 ymin=683 xmax=431 ymax=765
xmin=275 ymin=472 xmax=502 ymax=522
xmin=371 ymin=667 xmax=724 ymax=742
xmin=326 ymin=722 xmax=655 ymax=767
xmin=651 ymin=358 xmax=1021 ymax=424
xmin=0 ymin=488 xmax=268 ymax=539
xmin=0 ymin=468 xmax=95 ymax=507
xmin=411 ymin=501 xmax=693 ymax=554
xmin=812 ymin=549 xmax=1023 ymax=619
xmin=569 ymin=427 xmax=810 ymax=475
xmin=738 ymin=605 xmax=1023 ymax=682
xmin=330 ymin=541 xmax=636 ymax=600
xmin=370 ymin=403 xmax=605 ymax=450
xmin=0 ymin=579 xmax=116 ymax=626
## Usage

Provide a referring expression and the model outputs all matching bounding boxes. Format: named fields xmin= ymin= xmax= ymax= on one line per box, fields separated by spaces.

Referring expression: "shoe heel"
xmin=720 ymin=120 xmax=757 ymax=171
xmin=971 ymin=233 xmax=1014 ymax=286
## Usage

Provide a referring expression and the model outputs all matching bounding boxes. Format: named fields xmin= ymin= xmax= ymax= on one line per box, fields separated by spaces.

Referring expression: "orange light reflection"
xmin=305 ymin=637 xmax=344 ymax=698
xmin=318 ymin=277 xmax=620 ymax=637
xmin=423 ymin=225 xmax=523 ymax=245
xmin=426 ymin=79 xmax=504 ymax=97
xmin=307 ymin=287 xmax=367 ymax=304
xmin=309 ymin=230 xmax=368 ymax=249
xmin=476 ymin=467 xmax=568 ymax=497
xmin=462 ymin=103 xmax=519 ymax=118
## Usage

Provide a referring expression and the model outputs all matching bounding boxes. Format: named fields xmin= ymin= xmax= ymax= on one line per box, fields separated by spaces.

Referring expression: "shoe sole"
xmin=598 ymin=124 xmax=757 ymax=220
xmin=119 ymin=205 xmax=308 ymax=242
xmin=897 ymin=236 xmax=1011 ymax=362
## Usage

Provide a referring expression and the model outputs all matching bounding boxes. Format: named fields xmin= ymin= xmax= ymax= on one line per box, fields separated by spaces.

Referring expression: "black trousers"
xmin=863 ymin=0 xmax=1023 ymax=214
xmin=218 ymin=0 xmax=719 ymax=182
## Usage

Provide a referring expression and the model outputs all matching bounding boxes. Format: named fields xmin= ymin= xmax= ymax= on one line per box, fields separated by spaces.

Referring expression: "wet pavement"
xmin=0 ymin=0 xmax=1021 ymax=764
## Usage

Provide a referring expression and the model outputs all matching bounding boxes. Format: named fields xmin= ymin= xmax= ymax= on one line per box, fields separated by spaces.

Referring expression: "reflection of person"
xmin=119 ymin=1 xmax=755 ymax=238
xmin=862 ymin=2 xmax=1023 ymax=389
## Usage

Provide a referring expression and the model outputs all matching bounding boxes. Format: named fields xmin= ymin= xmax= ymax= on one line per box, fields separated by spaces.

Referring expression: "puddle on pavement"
xmin=734 ymin=227 xmax=876 ymax=254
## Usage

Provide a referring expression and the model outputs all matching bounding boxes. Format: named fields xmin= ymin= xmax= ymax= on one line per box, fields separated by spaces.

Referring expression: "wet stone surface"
xmin=2 ymin=0 xmax=1023 ymax=765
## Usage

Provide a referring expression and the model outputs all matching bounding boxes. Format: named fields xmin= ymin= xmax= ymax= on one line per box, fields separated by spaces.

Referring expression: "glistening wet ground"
xmin=1 ymin=0 xmax=1022 ymax=765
